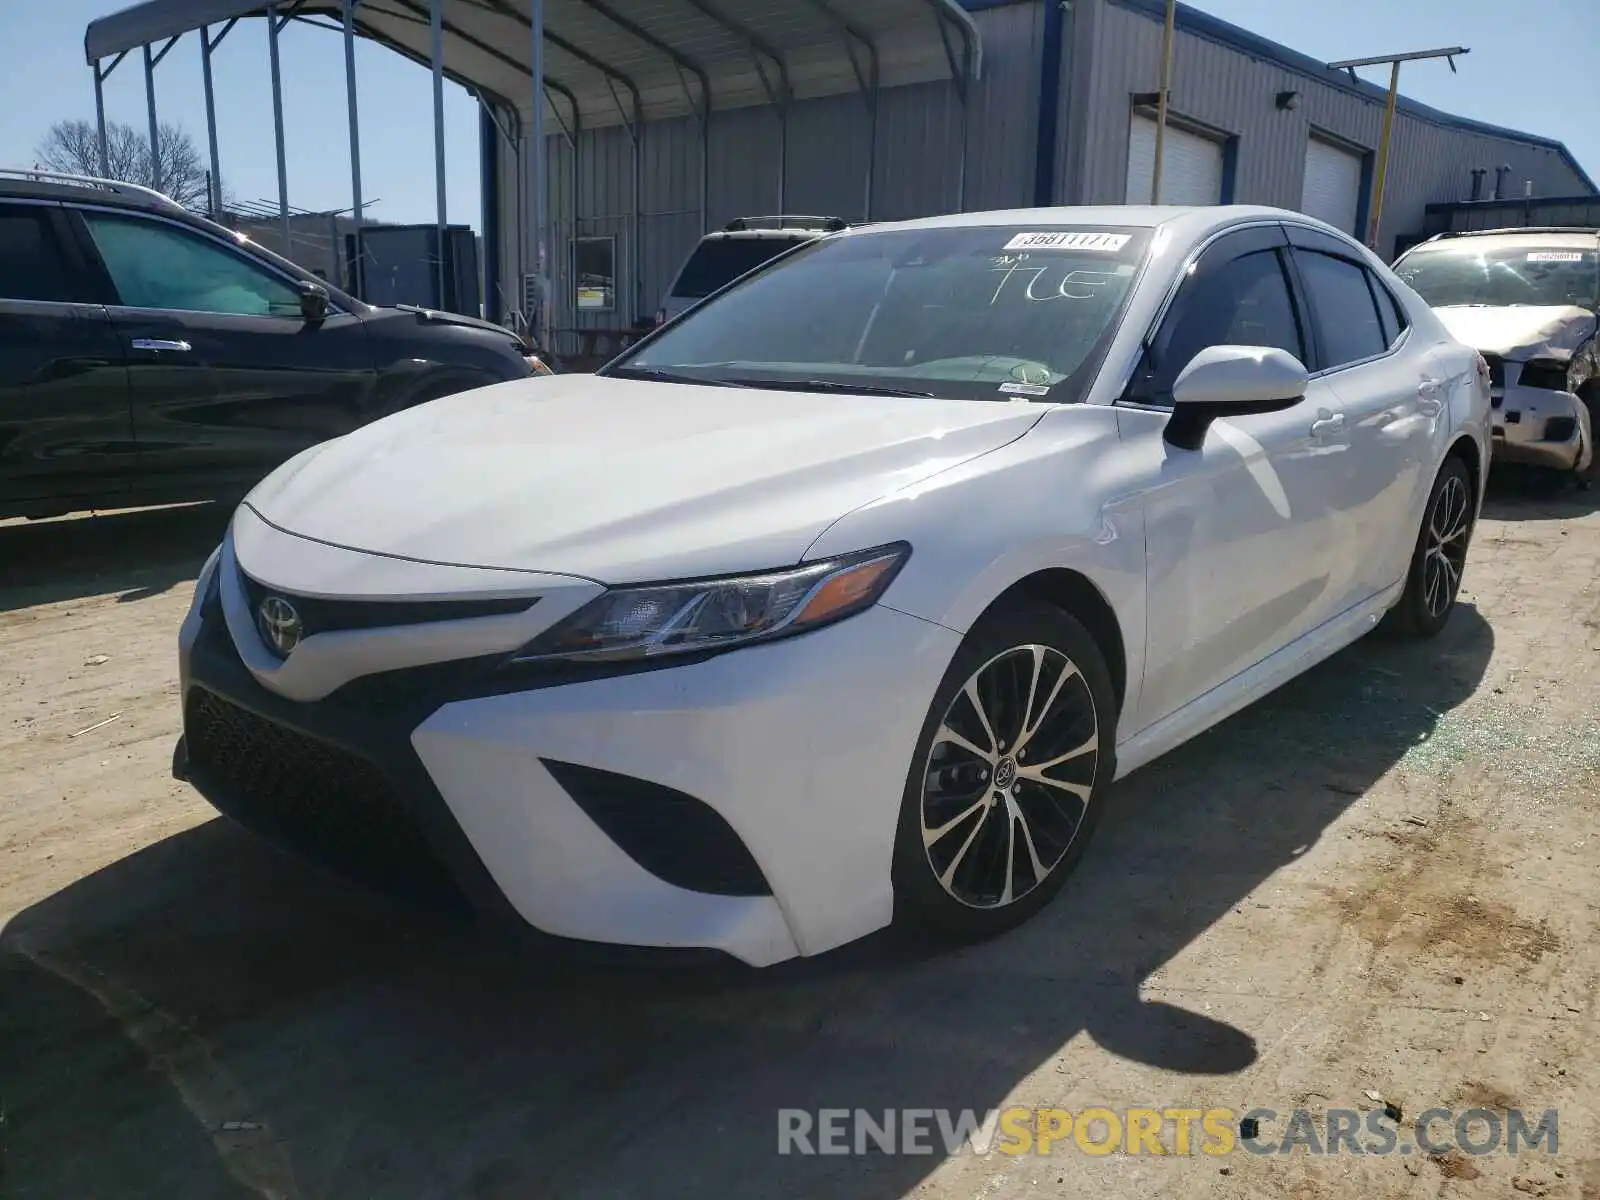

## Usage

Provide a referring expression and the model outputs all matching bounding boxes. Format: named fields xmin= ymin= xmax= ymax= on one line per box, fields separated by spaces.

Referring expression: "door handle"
xmin=1310 ymin=413 xmax=1346 ymax=438
xmin=131 ymin=338 xmax=192 ymax=352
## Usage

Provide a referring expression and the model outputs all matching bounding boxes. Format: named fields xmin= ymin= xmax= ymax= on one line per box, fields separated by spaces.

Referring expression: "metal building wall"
xmin=1063 ymin=0 xmax=1591 ymax=255
xmin=494 ymin=1 xmax=1046 ymax=350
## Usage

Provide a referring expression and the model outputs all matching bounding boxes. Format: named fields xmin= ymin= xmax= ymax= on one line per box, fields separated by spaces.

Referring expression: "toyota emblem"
xmin=257 ymin=595 xmax=304 ymax=657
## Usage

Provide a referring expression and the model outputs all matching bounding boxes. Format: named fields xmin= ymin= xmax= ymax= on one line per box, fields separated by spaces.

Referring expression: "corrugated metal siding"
xmin=498 ymin=1 xmax=1044 ymax=347
xmin=495 ymin=0 xmax=1595 ymax=345
xmin=1068 ymin=0 xmax=1591 ymax=254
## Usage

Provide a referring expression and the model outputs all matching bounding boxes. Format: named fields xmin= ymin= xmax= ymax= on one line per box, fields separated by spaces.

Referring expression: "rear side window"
xmin=670 ymin=237 xmax=806 ymax=300
xmin=1295 ymin=249 xmax=1387 ymax=368
xmin=1373 ymin=277 xmax=1409 ymax=349
xmin=0 ymin=205 xmax=79 ymax=303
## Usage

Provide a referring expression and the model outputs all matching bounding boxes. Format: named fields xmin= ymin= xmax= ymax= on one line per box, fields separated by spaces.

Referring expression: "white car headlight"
xmin=512 ymin=544 xmax=909 ymax=665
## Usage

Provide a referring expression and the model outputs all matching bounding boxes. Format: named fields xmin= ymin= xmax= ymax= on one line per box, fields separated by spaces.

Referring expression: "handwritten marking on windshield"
xmin=989 ymin=262 xmax=1122 ymax=305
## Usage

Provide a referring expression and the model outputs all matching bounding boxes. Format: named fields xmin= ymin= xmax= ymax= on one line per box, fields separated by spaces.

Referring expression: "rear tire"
xmin=1384 ymin=454 xmax=1475 ymax=640
xmin=891 ymin=598 xmax=1118 ymax=943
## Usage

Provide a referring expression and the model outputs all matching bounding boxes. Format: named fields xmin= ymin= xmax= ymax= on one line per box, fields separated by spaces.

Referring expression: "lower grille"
xmin=185 ymin=689 xmax=467 ymax=909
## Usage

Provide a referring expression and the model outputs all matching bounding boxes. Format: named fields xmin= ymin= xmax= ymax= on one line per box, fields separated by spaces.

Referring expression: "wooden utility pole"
xmin=1327 ymin=46 xmax=1468 ymax=253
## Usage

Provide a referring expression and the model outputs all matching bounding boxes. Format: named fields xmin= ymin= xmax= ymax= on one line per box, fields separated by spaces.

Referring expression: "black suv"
xmin=0 ymin=170 xmax=553 ymax=520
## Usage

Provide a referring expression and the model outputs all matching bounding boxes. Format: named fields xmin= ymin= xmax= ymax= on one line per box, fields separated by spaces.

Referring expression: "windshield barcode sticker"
xmin=1526 ymin=251 xmax=1585 ymax=262
xmin=1002 ymin=231 xmax=1132 ymax=253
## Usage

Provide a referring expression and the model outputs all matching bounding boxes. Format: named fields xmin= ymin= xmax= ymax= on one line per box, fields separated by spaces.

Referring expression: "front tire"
xmin=892 ymin=598 xmax=1118 ymax=943
xmin=1385 ymin=454 xmax=1475 ymax=639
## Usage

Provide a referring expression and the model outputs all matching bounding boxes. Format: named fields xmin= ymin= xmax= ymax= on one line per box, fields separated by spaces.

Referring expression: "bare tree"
xmin=34 ymin=119 xmax=217 ymax=211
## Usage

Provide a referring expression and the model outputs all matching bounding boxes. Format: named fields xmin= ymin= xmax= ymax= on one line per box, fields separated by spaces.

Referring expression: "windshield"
xmin=670 ymin=237 xmax=810 ymax=299
xmin=1395 ymin=243 xmax=1600 ymax=309
xmin=614 ymin=225 xmax=1152 ymax=402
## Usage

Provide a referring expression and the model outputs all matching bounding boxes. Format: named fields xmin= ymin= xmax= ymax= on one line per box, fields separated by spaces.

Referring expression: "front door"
xmin=70 ymin=206 xmax=376 ymax=495
xmin=1120 ymin=225 xmax=1355 ymax=730
xmin=0 ymin=200 xmax=134 ymax=510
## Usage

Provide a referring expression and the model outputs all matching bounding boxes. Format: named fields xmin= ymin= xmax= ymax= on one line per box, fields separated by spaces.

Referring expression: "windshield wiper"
xmin=717 ymin=376 xmax=938 ymax=398
xmin=606 ymin=366 xmax=738 ymax=387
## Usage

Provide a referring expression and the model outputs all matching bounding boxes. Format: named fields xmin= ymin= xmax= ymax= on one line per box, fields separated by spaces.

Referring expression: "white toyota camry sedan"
xmin=174 ymin=205 xmax=1490 ymax=967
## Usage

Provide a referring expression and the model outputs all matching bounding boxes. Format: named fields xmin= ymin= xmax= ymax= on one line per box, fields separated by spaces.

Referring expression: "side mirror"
xmin=1164 ymin=344 xmax=1309 ymax=451
xmin=297 ymin=280 xmax=330 ymax=322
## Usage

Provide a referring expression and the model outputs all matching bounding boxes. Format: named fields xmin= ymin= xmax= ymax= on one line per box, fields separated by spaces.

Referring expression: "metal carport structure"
xmin=83 ymin=0 xmax=983 ymax=339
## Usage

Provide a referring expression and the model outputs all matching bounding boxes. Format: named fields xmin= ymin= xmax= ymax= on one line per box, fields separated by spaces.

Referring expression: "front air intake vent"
xmin=541 ymin=759 xmax=772 ymax=897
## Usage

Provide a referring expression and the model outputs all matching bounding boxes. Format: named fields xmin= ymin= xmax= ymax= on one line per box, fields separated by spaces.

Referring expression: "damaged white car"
xmin=1395 ymin=228 xmax=1599 ymax=482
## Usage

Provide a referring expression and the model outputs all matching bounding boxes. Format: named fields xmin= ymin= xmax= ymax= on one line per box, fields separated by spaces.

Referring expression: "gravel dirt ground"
xmin=1 ymin=473 xmax=1598 ymax=1200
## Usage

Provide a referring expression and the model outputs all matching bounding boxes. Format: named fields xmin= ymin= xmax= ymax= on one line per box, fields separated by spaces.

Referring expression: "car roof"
xmin=839 ymin=204 xmax=1343 ymax=246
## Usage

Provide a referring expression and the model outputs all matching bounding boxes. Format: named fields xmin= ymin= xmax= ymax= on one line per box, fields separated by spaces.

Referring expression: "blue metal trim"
xmin=963 ymin=0 xmax=1597 ymax=195
xmin=1219 ymin=134 xmax=1239 ymax=203
xmin=1354 ymin=146 xmax=1375 ymax=246
xmin=1033 ymin=0 xmax=1064 ymax=206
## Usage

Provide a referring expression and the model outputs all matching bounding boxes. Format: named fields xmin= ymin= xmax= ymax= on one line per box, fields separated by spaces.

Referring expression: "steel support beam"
xmin=199 ymin=26 xmax=225 ymax=214
xmin=800 ymin=0 xmax=879 ymax=220
xmin=570 ymin=0 xmax=713 ymax=232
xmin=266 ymin=2 xmax=291 ymax=249
xmin=143 ymin=43 xmax=161 ymax=192
xmin=678 ymin=0 xmax=790 ymax=211
xmin=92 ymin=51 xmax=129 ymax=178
xmin=430 ymin=0 xmax=448 ymax=308
xmin=529 ymin=0 xmax=546 ymax=346
xmin=342 ymin=0 xmax=365 ymax=296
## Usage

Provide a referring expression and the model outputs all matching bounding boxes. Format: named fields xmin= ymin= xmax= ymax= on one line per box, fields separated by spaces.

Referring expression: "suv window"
xmin=82 ymin=211 xmax=304 ymax=317
xmin=1135 ymin=248 xmax=1305 ymax=402
xmin=670 ymin=236 xmax=810 ymax=300
xmin=1295 ymin=249 xmax=1387 ymax=368
xmin=0 ymin=205 xmax=80 ymax=303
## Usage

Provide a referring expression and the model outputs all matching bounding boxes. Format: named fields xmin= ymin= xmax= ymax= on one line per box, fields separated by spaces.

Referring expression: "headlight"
xmin=524 ymin=353 xmax=555 ymax=376
xmin=511 ymin=544 xmax=909 ymax=665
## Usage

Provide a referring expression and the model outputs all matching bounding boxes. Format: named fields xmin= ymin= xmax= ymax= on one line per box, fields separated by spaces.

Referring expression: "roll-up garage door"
xmin=1126 ymin=113 xmax=1225 ymax=205
xmin=1301 ymin=137 xmax=1364 ymax=234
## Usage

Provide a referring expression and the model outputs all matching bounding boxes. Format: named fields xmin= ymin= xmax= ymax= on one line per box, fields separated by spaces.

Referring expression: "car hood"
xmin=1431 ymin=305 xmax=1597 ymax=361
xmin=244 ymin=374 xmax=1044 ymax=581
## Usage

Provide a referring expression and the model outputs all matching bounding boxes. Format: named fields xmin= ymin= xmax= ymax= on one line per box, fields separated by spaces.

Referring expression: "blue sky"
xmin=3 ymin=0 xmax=1596 ymax=230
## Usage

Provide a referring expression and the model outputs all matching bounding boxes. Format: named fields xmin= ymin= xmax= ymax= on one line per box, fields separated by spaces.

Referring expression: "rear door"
xmin=0 ymin=199 xmax=133 ymax=509
xmin=69 ymin=206 xmax=377 ymax=493
xmin=1285 ymin=224 xmax=1435 ymax=605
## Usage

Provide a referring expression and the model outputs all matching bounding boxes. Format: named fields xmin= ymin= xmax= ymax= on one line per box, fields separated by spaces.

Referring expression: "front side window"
xmin=1395 ymin=243 xmax=1600 ymax=309
xmin=82 ymin=212 xmax=303 ymax=317
xmin=1295 ymin=249 xmax=1386 ymax=368
xmin=613 ymin=225 xmax=1152 ymax=402
xmin=1130 ymin=248 xmax=1305 ymax=403
xmin=0 ymin=205 xmax=79 ymax=304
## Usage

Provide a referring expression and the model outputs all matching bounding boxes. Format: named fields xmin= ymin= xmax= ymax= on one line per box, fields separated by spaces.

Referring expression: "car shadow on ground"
xmin=1480 ymin=463 xmax=1598 ymax=523
xmin=0 ymin=608 xmax=1493 ymax=1200
xmin=0 ymin=503 xmax=228 ymax=613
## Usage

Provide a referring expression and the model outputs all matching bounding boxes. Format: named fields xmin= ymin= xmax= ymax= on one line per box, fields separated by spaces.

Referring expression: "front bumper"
xmin=1490 ymin=383 xmax=1593 ymax=472
xmin=177 ymin=539 xmax=960 ymax=967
